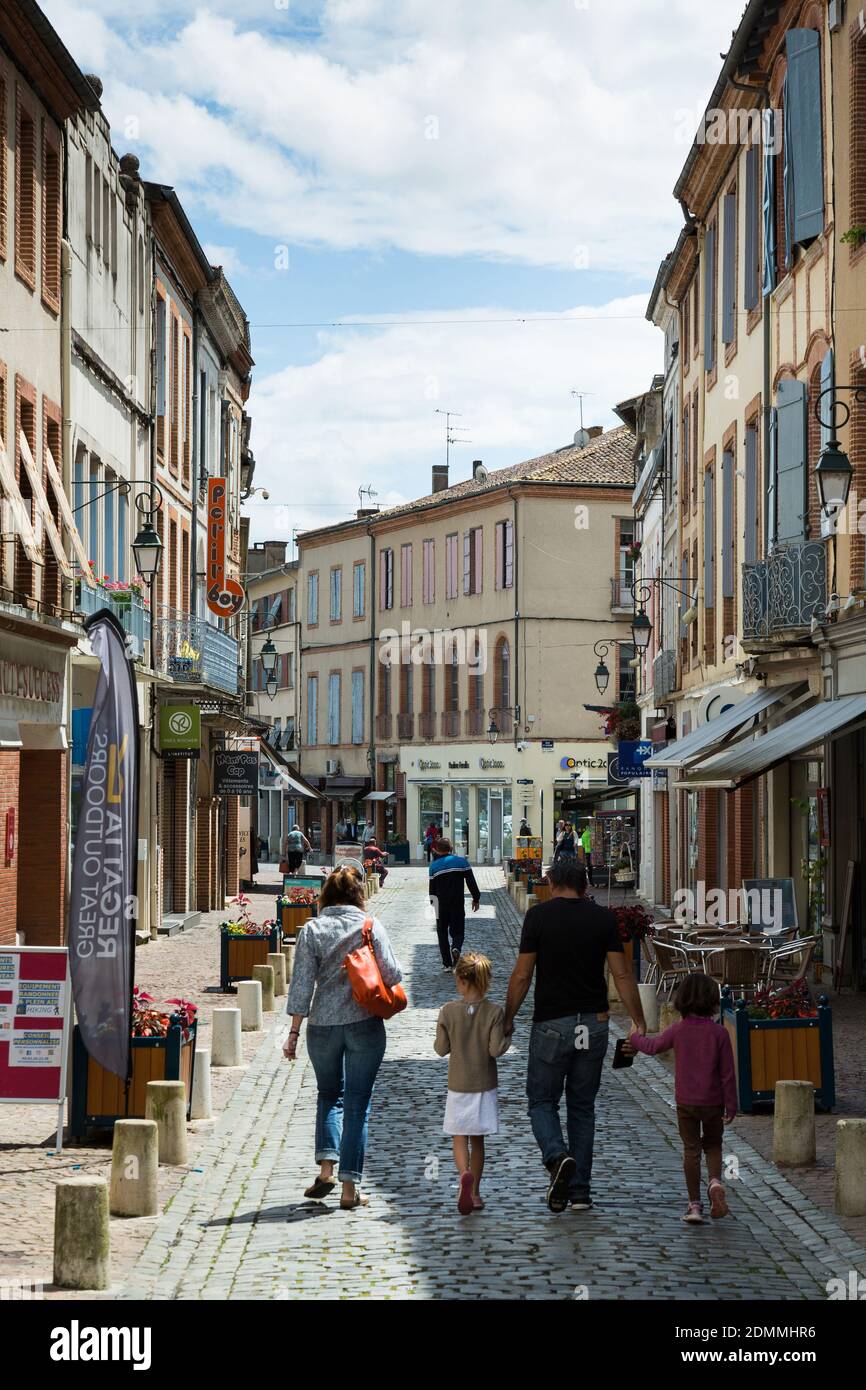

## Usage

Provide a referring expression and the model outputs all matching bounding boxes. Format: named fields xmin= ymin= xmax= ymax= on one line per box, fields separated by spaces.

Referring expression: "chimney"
xmin=85 ymin=74 xmax=104 ymax=99
xmin=472 ymin=459 xmax=484 ymax=480
xmin=587 ymin=426 xmax=603 ymax=439
xmin=432 ymin=464 xmax=449 ymax=494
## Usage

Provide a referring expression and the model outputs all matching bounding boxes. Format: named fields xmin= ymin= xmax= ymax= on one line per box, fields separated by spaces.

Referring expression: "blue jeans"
xmin=305 ymin=1017 xmax=387 ymax=1183
xmin=526 ymin=1014 xmax=609 ymax=1197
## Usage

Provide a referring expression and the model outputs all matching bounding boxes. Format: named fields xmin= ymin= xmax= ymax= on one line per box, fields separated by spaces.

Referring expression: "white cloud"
xmin=44 ymin=0 xmax=747 ymax=274
xmin=244 ymin=295 xmax=659 ymax=541
xmin=202 ymin=243 xmax=245 ymax=275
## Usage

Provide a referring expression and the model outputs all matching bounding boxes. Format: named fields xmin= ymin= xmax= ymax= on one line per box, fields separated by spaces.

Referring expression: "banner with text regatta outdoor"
xmin=68 ymin=610 xmax=139 ymax=1080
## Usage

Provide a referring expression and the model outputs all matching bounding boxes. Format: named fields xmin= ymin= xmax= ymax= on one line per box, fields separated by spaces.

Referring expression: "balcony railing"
xmin=465 ymin=708 xmax=485 ymax=737
xmin=653 ymin=650 xmax=677 ymax=706
xmin=418 ymin=712 xmax=436 ymax=739
xmin=441 ymin=710 xmax=460 ymax=737
xmin=397 ymin=712 xmax=414 ymax=739
xmin=152 ymin=605 xmax=240 ymax=695
xmin=610 ymin=578 xmax=635 ymax=612
xmin=75 ymin=581 xmax=150 ymax=661
xmin=375 ymin=713 xmax=393 ymax=741
xmin=742 ymin=543 xmax=827 ymax=643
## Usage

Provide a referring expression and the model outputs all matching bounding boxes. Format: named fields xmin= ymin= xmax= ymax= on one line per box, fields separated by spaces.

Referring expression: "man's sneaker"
xmin=442 ymin=964 xmax=453 ymax=973
xmin=708 ymin=1180 xmax=730 ymax=1219
xmin=451 ymin=946 xmax=460 ymax=967
xmin=682 ymin=1201 xmax=704 ymax=1224
xmin=569 ymin=1193 xmax=593 ymax=1211
xmin=546 ymin=1154 xmax=575 ymax=1213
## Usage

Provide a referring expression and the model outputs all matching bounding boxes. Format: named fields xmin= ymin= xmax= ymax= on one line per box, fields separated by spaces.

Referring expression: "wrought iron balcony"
xmin=75 ymin=580 xmax=150 ymax=661
xmin=610 ymin=577 xmax=636 ymax=613
xmin=653 ymin=650 xmax=677 ymax=706
xmin=152 ymin=605 xmax=240 ymax=695
xmin=742 ymin=543 xmax=827 ymax=643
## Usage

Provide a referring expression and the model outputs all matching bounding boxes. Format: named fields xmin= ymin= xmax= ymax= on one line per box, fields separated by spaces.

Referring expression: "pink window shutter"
xmin=379 ymin=550 xmax=387 ymax=610
xmin=494 ymin=522 xmax=503 ymax=590
xmin=474 ymin=528 xmax=483 ymax=594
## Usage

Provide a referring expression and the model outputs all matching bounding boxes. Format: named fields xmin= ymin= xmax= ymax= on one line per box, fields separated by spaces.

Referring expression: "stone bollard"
xmin=525 ymin=893 xmax=538 ymax=911
xmin=659 ymin=1001 xmax=682 ymax=1031
xmin=109 ymin=1120 xmax=159 ymax=1217
xmin=190 ymin=1046 xmax=213 ymax=1121
xmin=773 ymin=1080 xmax=816 ymax=1167
xmin=282 ymin=944 xmax=295 ymax=984
xmin=268 ymin=952 xmax=287 ymax=997
xmin=365 ymin=877 xmax=373 ymax=899
xmin=145 ymin=1080 xmax=189 ymax=1166
xmin=514 ymin=883 xmax=527 ymax=914
xmin=252 ymin=964 xmax=275 ymax=1012
xmin=835 ymin=1119 xmax=866 ymax=1216
xmin=638 ymin=983 xmax=660 ymax=1033
xmin=372 ymin=874 xmax=380 ymax=893
xmin=212 ymin=1008 xmax=243 ymax=1066
xmin=54 ymin=1177 xmax=110 ymax=1290
xmin=238 ymin=979 xmax=263 ymax=1031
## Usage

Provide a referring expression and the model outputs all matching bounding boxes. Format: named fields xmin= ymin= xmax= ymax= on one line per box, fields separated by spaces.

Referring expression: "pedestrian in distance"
xmin=626 ymin=972 xmax=736 ymax=1223
xmin=503 ymin=858 xmax=647 ymax=1213
xmin=434 ymin=952 xmax=510 ymax=1214
xmin=362 ymin=818 xmax=376 ymax=846
xmin=283 ymin=866 xmax=403 ymax=1210
xmin=553 ymin=823 xmax=576 ymax=863
xmin=362 ymin=837 xmax=388 ymax=885
xmin=518 ymin=818 xmax=532 ymax=836
xmin=282 ymin=824 xmax=311 ymax=875
xmin=423 ymin=821 xmax=439 ymax=863
xmin=580 ymin=821 xmax=594 ymax=887
xmin=429 ymin=837 xmax=481 ymax=970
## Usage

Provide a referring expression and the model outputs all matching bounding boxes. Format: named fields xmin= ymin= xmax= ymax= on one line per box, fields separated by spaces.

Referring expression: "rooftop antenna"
xmin=571 ymin=390 xmax=594 ymax=449
xmin=358 ymin=483 xmax=378 ymax=510
xmin=434 ymin=409 xmax=471 ymax=471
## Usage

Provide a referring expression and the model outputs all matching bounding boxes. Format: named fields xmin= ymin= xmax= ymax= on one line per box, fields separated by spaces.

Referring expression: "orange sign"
xmin=206 ymin=478 xmax=245 ymax=617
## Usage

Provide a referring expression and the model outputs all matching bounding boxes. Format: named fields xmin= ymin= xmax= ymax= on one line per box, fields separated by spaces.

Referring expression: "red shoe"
xmin=457 ymin=1171 xmax=474 ymax=1216
xmin=472 ymin=1195 xmax=485 ymax=1210
xmin=708 ymin=1180 xmax=729 ymax=1219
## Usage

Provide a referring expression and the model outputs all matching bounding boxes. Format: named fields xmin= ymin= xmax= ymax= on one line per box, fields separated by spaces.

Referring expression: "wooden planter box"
xmin=528 ymin=880 xmax=551 ymax=903
xmin=70 ymin=1019 xmax=197 ymax=1140
xmin=220 ymin=925 xmax=280 ymax=991
xmin=721 ymin=991 xmax=835 ymax=1113
xmin=277 ymin=903 xmax=318 ymax=939
xmin=387 ymin=842 xmax=410 ymax=864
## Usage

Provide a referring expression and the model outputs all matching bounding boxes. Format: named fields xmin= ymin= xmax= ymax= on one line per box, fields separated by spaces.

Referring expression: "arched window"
xmin=495 ymin=636 xmax=510 ymax=710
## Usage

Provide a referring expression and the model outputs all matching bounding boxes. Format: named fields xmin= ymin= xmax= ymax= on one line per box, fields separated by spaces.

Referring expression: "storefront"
xmin=401 ymin=740 xmax=615 ymax=864
xmin=0 ymin=621 xmax=74 ymax=946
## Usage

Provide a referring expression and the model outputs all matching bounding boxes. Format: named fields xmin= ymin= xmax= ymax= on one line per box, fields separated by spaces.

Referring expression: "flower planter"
xmin=69 ymin=1018 xmax=197 ymax=1140
xmin=278 ymin=903 xmax=318 ymax=938
xmin=529 ymin=880 xmax=551 ymax=903
xmin=721 ymin=990 xmax=835 ymax=1113
xmin=282 ymin=874 xmax=324 ymax=896
xmin=387 ymin=842 xmax=410 ymax=865
xmin=220 ymin=924 xmax=281 ymax=991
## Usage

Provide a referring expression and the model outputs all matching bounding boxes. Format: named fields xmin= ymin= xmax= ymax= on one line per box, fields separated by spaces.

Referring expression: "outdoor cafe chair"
xmin=641 ymin=933 xmax=659 ymax=987
xmin=650 ymin=939 xmax=691 ymax=998
xmin=765 ymin=936 xmax=818 ymax=987
xmin=705 ymin=944 xmax=766 ymax=995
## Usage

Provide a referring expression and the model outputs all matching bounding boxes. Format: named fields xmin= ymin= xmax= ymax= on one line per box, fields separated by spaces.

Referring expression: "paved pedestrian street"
xmin=121 ymin=872 xmax=866 ymax=1302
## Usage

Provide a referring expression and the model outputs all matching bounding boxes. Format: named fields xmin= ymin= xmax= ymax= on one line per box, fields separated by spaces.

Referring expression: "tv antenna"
xmin=571 ymin=390 xmax=594 ymax=449
xmin=434 ymin=409 xmax=471 ymax=470
xmin=358 ymin=483 xmax=378 ymax=510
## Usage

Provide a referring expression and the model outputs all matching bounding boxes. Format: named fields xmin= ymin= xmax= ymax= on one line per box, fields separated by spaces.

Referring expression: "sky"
xmin=43 ymin=0 xmax=747 ymax=544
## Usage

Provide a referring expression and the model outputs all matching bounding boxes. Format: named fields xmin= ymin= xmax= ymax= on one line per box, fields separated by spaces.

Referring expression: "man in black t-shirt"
xmin=503 ymin=860 xmax=646 ymax=1213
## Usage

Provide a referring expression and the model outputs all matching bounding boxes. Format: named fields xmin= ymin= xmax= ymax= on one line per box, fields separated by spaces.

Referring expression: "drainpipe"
xmin=368 ymin=525 xmax=377 ymax=804
xmin=512 ymin=492 xmax=520 ymax=746
xmin=189 ymin=299 xmax=201 ymax=616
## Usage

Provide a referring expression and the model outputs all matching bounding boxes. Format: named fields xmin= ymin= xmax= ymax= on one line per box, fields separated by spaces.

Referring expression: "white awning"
xmin=258 ymin=741 xmax=322 ymax=799
xmin=0 ymin=720 xmax=23 ymax=749
xmin=19 ymin=724 xmax=68 ymax=750
xmin=363 ymin=790 xmax=395 ymax=802
xmin=678 ymin=695 xmax=866 ymax=789
xmin=645 ymin=683 xmax=805 ymax=770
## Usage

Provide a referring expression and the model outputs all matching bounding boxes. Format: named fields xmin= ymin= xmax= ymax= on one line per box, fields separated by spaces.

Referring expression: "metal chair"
xmin=708 ymin=945 xmax=766 ymax=995
xmin=641 ymin=934 xmax=659 ymax=987
xmin=765 ymin=936 xmax=817 ymax=987
xmin=651 ymin=939 xmax=691 ymax=999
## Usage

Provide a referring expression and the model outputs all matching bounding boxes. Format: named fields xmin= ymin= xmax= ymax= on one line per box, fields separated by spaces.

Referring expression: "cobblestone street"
xmin=118 ymin=871 xmax=866 ymax=1302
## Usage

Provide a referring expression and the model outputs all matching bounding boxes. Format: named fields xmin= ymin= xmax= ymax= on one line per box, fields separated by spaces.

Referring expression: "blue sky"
xmin=44 ymin=0 xmax=746 ymax=541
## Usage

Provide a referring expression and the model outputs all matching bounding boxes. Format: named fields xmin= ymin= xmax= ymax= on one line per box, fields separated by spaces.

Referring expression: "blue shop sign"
xmin=617 ymin=740 xmax=653 ymax=779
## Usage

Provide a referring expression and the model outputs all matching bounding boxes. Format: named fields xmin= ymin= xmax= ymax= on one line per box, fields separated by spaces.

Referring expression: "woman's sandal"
xmin=340 ymin=1192 xmax=369 ymax=1210
xmin=304 ymin=1176 xmax=336 ymax=1200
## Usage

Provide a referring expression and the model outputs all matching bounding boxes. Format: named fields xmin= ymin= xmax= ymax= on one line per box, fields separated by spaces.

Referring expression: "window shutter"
xmin=703 ymin=225 xmax=716 ymax=372
xmin=722 ymin=450 xmax=734 ymax=597
xmin=782 ymin=72 xmax=793 ymax=271
xmin=463 ymin=532 xmax=471 ymax=594
xmin=819 ymin=347 xmax=834 ymax=450
xmin=474 ymin=527 xmax=483 ymax=594
xmin=352 ymin=671 xmax=364 ymax=743
xmin=762 ymin=112 xmax=777 ymax=297
xmin=703 ymin=470 xmax=715 ymax=609
xmin=785 ymin=29 xmax=825 ymax=245
xmin=328 ymin=673 xmax=340 ymax=744
xmin=775 ymin=379 xmax=807 ymax=545
xmin=722 ymin=194 xmax=736 ymax=345
xmin=680 ymin=553 xmax=689 ymax=637
xmin=379 ymin=550 xmax=387 ymax=610
xmin=307 ymin=677 xmax=318 ymax=745
xmin=767 ymin=407 xmax=778 ymax=549
xmin=504 ymin=520 xmax=513 ymax=588
xmin=744 ymin=425 xmax=758 ymax=564
xmin=495 ymin=521 xmax=503 ymax=590
xmin=744 ymin=144 xmax=759 ymax=312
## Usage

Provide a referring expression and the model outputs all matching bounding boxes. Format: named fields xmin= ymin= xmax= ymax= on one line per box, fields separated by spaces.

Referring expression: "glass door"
xmin=490 ymin=793 xmax=503 ymax=864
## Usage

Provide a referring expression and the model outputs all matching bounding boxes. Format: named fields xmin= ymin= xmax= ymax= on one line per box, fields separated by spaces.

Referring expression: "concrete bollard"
xmin=109 ymin=1119 xmax=159 ymax=1217
xmin=773 ymin=1080 xmax=816 ymax=1167
xmin=145 ymin=1080 xmax=189 ymax=1166
xmin=238 ymin=979 xmax=263 ymax=1031
xmin=282 ymin=944 xmax=295 ymax=984
xmin=659 ymin=1001 xmax=682 ymax=1031
xmin=638 ymin=983 xmax=660 ymax=1033
xmin=525 ymin=893 xmax=538 ymax=911
xmin=190 ymin=1045 xmax=213 ymax=1121
xmin=371 ymin=874 xmax=380 ymax=894
xmin=835 ymin=1119 xmax=866 ymax=1216
xmin=515 ymin=883 xmax=527 ymax=914
xmin=54 ymin=1177 xmax=110 ymax=1290
xmin=252 ymin=964 xmax=275 ymax=1012
xmin=212 ymin=1008 xmax=243 ymax=1066
xmin=268 ymin=952 xmax=287 ymax=997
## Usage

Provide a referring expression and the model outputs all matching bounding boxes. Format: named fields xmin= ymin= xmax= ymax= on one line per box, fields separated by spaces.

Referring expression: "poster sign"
xmin=160 ymin=704 xmax=201 ymax=759
xmin=68 ymin=610 xmax=138 ymax=1082
xmin=334 ymin=845 xmax=365 ymax=873
xmin=206 ymin=478 xmax=245 ymax=618
xmin=0 ymin=947 xmax=72 ymax=1149
xmin=214 ymin=749 xmax=258 ymax=796
xmin=617 ymin=740 xmax=654 ymax=778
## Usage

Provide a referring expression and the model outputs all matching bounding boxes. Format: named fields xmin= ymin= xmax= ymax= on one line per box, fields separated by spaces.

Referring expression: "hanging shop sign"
xmin=206 ymin=478 xmax=245 ymax=618
xmin=214 ymin=748 xmax=259 ymax=796
xmin=617 ymin=740 xmax=654 ymax=779
xmin=159 ymin=704 xmax=201 ymax=759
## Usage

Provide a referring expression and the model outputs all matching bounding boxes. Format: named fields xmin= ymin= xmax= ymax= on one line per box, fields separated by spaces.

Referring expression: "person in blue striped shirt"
xmin=429 ymin=839 xmax=481 ymax=971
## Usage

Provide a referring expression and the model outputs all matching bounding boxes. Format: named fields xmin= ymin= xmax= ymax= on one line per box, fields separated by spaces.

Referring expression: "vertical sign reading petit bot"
xmin=206 ymin=478 xmax=245 ymax=618
xmin=68 ymin=611 xmax=139 ymax=1080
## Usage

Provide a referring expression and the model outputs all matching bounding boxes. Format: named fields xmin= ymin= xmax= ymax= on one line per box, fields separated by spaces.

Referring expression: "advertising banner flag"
xmin=206 ymin=478 xmax=245 ymax=618
xmin=68 ymin=610 xmax=139 ymax=1080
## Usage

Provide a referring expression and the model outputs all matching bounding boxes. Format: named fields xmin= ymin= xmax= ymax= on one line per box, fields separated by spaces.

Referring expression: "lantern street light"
xmin=487 ymin=715 xmax=500 ymax=745
xmin=814 ymin=384 xmax=861 ymax=520
xmin=260 ymin=636 xmax=278 ymax=678
xmin=132 ymin=516 xmax=162 ymax=584
xmin=631 ymin=606 xmax=652 ymax=651
xmin=265 ymin=672 xmax=278 ymax=700
xmin=593 ymin=640 xmax=612 ymax=697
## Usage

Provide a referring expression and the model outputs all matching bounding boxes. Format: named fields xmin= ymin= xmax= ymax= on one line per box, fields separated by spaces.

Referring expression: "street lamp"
xmin=628 ymin=577 xmax=697 ymax=652
xmin=265 ymin=672 xmax=278 ymax=701
xmin=814 ymin=384 xmax=862 ymax=519
xmin=593 ymin=640 xmax=612 ymax=697
xmin=487 ymin=716 xmax=500 ymax=745
xmin=132 ymin=517 xmax=162 ymax=583
xmin=260 ymin=636 xmax=278 ymax=678
xmin=631 ymin=607 xmax=652 ymax=651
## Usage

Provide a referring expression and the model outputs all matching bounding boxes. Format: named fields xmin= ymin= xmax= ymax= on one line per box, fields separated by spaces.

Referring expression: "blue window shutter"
xmin=819 ymin=347 xmax=834 ymax=450
xmin=744 ymin=144 xmax=759 ymax=312
xmin=722 ymin=194 xmax=736 ymax=345
xmin=307 ymin=676 xmax=317 ymax=745
xmin=767 ymin=407 xmax=778 ymax=549
xmin=786 ymin=29 xmax=825 ymax=245
xmin=704 ymin=470 xmax=715 ymax=609
xmin=328 ymin=673 xmax=340 ymax=744
xmin=104 ymin=484 xmax=114 ymax=583
xmin=703 ymin=225 xmax=716 ymax=372
xmin=722 ymin=451 xmax=734 ymax=597
xmin=776 ymin=380 xmax=807 ymax=545
xmin=783 ymin=72 xmax=793 ymax=270
xmin=744 ymin=425 xmax=758 ymax=564
xmin=762 ymin=111 xmax=777 ymax=296
xmin=351 ymin=671 xmax=364 ymax=743
xmin=117 ymin=492 xmax=127 ymax=581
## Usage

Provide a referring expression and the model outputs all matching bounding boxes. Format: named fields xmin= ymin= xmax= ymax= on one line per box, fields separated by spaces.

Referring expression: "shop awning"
xmin=325 ymin=777 xmax=369 ymax=796
xmin=644 ymin=683 xmax=806 ymax=771
xmin=0 ymin=720 xmax=23 ymax=749
xmin=363 ymin=790 xmax=395 ymax=801
xmin=678 ymin=694 xmax=866 ymax=790
xmin=258 ymin=741 xmax=323 ymax=799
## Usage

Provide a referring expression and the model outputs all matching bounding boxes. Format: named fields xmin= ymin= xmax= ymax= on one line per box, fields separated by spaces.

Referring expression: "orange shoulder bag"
xmin=344 ymin=918 xmax=407 ymax=1020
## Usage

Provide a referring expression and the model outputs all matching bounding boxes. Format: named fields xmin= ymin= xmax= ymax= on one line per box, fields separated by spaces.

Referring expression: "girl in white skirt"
xmin=434 ymin=952 xmax=510 ymax=1215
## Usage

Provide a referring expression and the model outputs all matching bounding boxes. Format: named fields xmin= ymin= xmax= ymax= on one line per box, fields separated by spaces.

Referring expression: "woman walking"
xmin=553 ymin=822 xmax=576 ymax=863
xmin=283 ymin=866 xmax=403 ymax=1209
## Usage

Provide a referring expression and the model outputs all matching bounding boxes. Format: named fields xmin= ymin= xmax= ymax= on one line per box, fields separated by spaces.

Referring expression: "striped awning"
xmin=677 ymin=695 xmax=866 ymax=789
xmin=644 ymin=683 xmax=805 ymax=770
